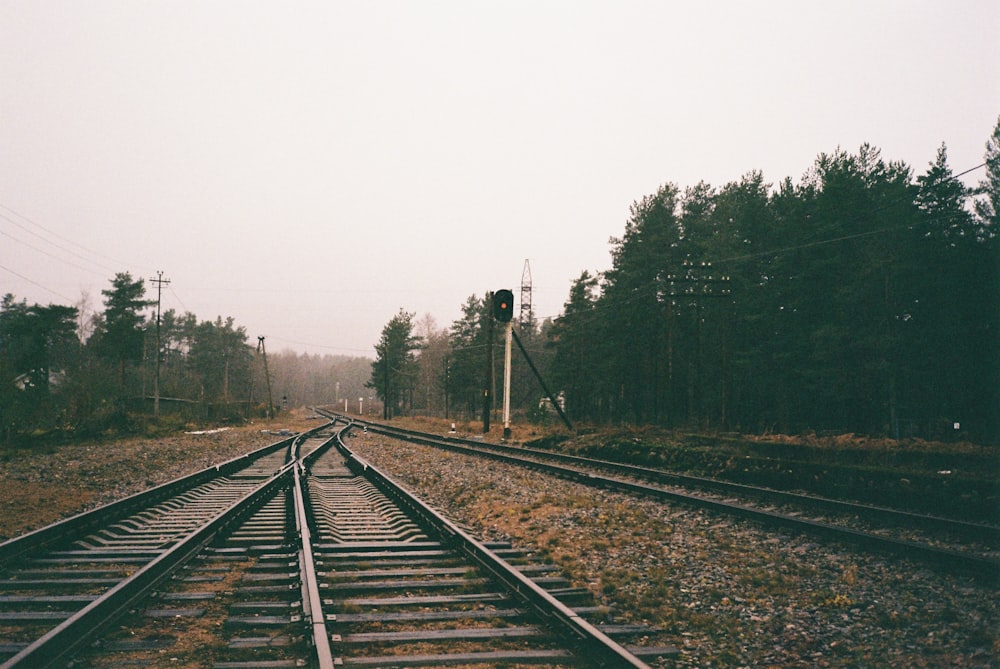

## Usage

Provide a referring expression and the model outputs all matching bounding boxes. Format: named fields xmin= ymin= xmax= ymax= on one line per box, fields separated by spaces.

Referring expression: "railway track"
xmin=1 ymin=421 xmax=672 ymax=667
xmin=0 ymin=430 xmax=301 ymax=668
xmin=319 ymin=412 xmax=999 ymax=583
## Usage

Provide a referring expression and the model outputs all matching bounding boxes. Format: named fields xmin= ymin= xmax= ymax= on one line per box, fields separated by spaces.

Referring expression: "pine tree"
xmin=369 ymin=309 xmax=421 ymax=419
xmin=92 ymin=273 xmax=154 ymax=390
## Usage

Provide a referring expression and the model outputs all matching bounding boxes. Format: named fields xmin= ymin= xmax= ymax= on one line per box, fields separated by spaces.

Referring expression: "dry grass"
xmin=346 ymin=431 xmax=1000 ymax=668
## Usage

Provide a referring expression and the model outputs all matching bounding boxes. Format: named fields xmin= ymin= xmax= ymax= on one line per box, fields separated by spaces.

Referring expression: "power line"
xmin=266 ymin=334 xmax=373 ymax=354
xmin=0 ymin=263 xmax=76 ymax=303
xmin=536 ymin=161 xmax=993 ymax=325
xmin=530 ymin=162 xmax=991 ymax=324
xmin=0 ymin=203 xmax=143 ymax=274
xmin=167 ymin=286 xmax=190 ymax=312
xmin=0 ymin=226 xmax=108 ymax=277
xmin=716 ymin=161 xmax=990 ymax=266
xmin=952 ymin=162 xmax=988 ymax=181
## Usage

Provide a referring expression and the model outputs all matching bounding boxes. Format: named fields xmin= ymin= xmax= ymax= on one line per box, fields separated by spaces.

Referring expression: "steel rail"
xmin=333 ymin=423 xmax=652 ymax=668
xmin=1 ymin=423 xmax=337 ymax=668
xmin=291 ymin=427 xmax=340 ymax=669
xmin=0 ymin=432 xmax=299 ymax=570
xmin=1 ymin=465 xmax=294 ymax=669
xmin=363 ymin=419 xmax=999 ymax=543
xmin=331 ymin=415 xmax=999 ymax=583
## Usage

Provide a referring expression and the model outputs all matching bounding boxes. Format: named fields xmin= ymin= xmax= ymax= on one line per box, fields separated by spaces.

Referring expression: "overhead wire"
xmin=0 ymin=226 xmax=108 ymax=277
xmin=265 ymin=334 xmax=372 ymax=354
xmin=0 ymin=203 xmax=142 ymax=275
xmin=714 ymin=161 xmax=989 ymax=266
xmin=531 ymin=161 xmax=991 ymax=324
xmin=1 ymin=160 xmax=991 ymax=345
xmin=0 ymin=201 xmax=159 ymax=320
xmin=0 ymin=263 xmax=76 ymax=303
xmin=166 ymin=286 xmax=189 ymax=313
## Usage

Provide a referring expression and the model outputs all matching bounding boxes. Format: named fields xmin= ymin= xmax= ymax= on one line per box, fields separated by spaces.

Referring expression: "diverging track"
xmin=0 ymin=432 xmax=299 ymax=668
xmin=1 ymin=421 xmax=669 ymax=668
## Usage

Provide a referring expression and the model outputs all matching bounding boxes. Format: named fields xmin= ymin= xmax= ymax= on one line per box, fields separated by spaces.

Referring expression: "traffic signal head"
xmin=493 ymin=289 xmax=514 ymax=322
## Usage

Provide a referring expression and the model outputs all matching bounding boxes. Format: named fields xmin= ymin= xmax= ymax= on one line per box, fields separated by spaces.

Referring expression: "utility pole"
xmin=482 ymin=292 xmax=494 ymax=433
xmin=246 ymin=353 xmax=255 ymax=420
xmin=383 ymin=357 xmax=390 ymax=420
xmin=149 ymin=271 xmax=170 ymax=419
xmin=257 ymin=336 xmax=274 ymax=419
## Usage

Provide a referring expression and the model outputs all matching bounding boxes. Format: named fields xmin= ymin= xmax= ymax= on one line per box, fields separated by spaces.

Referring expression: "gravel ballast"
xmin=1 ymin=415 xmax=994 ymax=667
xmin=344 ymin=430 xmax=998 ymax=668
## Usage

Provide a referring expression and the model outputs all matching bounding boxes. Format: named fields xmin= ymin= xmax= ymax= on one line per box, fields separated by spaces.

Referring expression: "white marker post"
xmin=502 ymin=320 xmax=513 ymax=440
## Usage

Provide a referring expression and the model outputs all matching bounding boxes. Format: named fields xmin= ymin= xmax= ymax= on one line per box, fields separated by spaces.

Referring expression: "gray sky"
xmin=2 ymin=1 xmax=998 ymax=356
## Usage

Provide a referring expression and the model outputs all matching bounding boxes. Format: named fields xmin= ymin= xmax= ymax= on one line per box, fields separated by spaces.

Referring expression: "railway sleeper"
xmin=334 ymin=648 xmax=578 ymax=668
xmin=0 ymin=594 xmax=98 ymax=607
xmin=39 ymin=548 xmax=162 ymax=559
xmin=229 ymin=600 xmax=301 ymax=614
xmin=0 ymin=610 xmax=76 ymax=622
xmin=225 ymin=614 xmax=301 ymax=627
xmin=324 ymin=576 xmax=493 ymax=592
xmin=224 ymin=636 xmax=302 ymax=649
xmin=337 ymin=625 xmax=545 ymax=643
xmin=143 ymin=606 xmax=206 ymax=617
xmin=337 ymin=589 xmax=591 ymax=609
xmin=316 ymin=540 xmax=443 ymax=553
xmin=95 ymin=638 xmax=177 ymax=653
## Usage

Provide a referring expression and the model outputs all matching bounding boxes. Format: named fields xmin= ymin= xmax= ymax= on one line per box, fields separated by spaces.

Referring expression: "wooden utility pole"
xmin=149 ymin=271 xmax=170 ymax=419
xmin=257 ymin=336 xmax=274 ymax=419
xmin=383 ymin=357 xmax=390 ymax=420
xmin=482 ymin=291 xmax=494 ymax=433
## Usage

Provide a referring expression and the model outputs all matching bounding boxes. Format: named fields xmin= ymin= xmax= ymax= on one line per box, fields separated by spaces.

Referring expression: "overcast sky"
xmin=2 ymin=1 xmax=998 ymax=356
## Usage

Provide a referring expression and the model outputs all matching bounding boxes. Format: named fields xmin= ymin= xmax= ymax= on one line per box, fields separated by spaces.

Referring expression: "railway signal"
xmin=493 ymin=289 xmax=514 ymax=322
xmin=491 ymin=289 xmax=516 ymax=438
xmin=486 ymin=284 xmax=572 ymax=437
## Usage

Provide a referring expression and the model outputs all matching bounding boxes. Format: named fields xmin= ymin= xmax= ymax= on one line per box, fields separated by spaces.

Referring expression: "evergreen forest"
xmin=3 ymin=124 xmax=998 ymax=445
xmin=370 ymin=131 xmax=999 ymax=443
xmin=0 ymin=273 xmax=371 ymax=443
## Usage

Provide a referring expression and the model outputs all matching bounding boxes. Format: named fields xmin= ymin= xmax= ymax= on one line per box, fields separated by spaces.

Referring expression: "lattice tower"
xmin=520 ymin=259 xmax=532 ymax=328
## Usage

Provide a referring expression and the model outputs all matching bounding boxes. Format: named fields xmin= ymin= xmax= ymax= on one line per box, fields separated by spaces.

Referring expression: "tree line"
xmin=5 ymin=124 xmax=996 ymax=444
xmin=370 ymin=124 xmax=998 ymax=443
xmin=0 ymin=274 xmax=371 ymax=443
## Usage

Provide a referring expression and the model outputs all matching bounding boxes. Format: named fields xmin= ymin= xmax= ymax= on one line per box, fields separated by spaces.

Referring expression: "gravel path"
xmin=344 ymin=431 xmax=998 ymax=668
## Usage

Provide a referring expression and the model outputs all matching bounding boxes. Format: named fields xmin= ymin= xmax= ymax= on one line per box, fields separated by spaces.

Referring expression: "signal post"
xmin=492 ymin=289 xmax=515 ymax=439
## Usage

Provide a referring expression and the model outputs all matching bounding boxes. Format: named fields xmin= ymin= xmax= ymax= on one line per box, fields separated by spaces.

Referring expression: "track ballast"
xmin=1 ymin=421 xmax=671 ymax=668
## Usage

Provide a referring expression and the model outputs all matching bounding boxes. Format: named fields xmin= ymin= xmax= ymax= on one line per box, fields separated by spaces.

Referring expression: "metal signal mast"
xmin=519 ymin=259 xmax=532 ymax=328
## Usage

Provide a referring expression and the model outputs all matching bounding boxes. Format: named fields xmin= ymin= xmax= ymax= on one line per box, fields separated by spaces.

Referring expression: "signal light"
xmin=493 ymin=289 xmax=514 ymax=322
